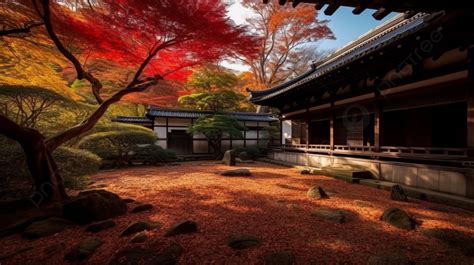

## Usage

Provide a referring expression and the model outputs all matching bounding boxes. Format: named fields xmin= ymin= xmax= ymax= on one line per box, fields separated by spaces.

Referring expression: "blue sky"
xmin=225 ymin=2 xmax=397 ymax=70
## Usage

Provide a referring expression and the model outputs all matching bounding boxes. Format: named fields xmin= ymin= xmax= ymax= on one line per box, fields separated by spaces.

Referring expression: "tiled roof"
xmin=146 ymin=108 xmax=278 ymax=122
xmin=249 ymin=12 xmax=431 ymax=103
xmin=112 ymin=116 xmax=153 ymax=124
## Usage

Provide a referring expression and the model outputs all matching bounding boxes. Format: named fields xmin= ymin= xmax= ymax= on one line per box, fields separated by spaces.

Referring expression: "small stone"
xmin=130 ymin=231 xmax=148 ymax=243
xmin=367 ymin=253 xmax=412 ymax=265
xmin=228 ymin=234 xmax=259 ymax=249
xmin=311 ymin=208 xmax=347 ymax=223
xmin=264 ymin=251 xmax=294 ymax=265
xmin=164 ymin=220 xmax=197 ymax=237
xmin=155 ymin=243 xmax=184 ymax=264
xmin=390 ymin=185 xmax=408 ymax=202
xmin=131 ymin=203 xmax=153 ymax=213
xmin=120 ymin=221 xmax=155 ymax=237
xmin=22 ymin=218 xmax=73 ymax=239
xmin=354 ymin=200 xmax=372 ymax=208
xmin=65 ymin=237 xmax=103 ymax=262
xmin=123 ymin=198 xmax=135 ymax=203
xmin=307 ymin=186 xmax=329 ymax=199
xmin=43 ymin=242 xmax=66 ymax=258
xmin=220 ymin=168 xmax=251 ymax=176
xmin=300 ymin=169 xmax=311 ymax=175
xmin=86 ymin=219 xmax=116 ymax=233
xmin=222 ymin=150 xmax=236 ymax=166
xmin=380 ymin=208 xmax=419 ymax=231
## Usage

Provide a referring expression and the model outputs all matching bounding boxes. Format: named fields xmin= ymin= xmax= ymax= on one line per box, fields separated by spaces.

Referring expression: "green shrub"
xmin=130 ymin=144 xmax=177 ymax=164
xmin=53 ymin=147 xmax=101 ymax=190
xmin=77 ymin=127 xmax=157 ymax=165
xmin=233 ymin=146 xmax=262 ymax=160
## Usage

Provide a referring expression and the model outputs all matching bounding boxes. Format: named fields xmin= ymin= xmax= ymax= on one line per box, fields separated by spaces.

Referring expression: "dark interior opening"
xmin=309 ymin=120 xmax=330 ymax=145
xmin=381 ymin=102 xmax=467 ymax=148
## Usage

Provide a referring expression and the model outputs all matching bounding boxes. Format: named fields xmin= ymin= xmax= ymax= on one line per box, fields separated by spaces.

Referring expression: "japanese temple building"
xmin=113 ymin=108 xmax=278 ymax=155
xmin=249 ymin=5 xmax=474 ymax=198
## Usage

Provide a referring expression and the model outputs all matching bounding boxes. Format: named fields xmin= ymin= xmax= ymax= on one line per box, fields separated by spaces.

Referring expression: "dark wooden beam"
xmin=372 ymin=7 xmax=392 ymax=20
xmin=352 ymin=5 xmax=367 ymax=15
xmin=314 ymin=1 xmax=327 ymax=10
xmin=324 ymin=1 xmax=341 ymax=16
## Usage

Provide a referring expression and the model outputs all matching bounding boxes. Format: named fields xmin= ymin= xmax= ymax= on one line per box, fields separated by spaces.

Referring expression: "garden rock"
xmin=264 ymin=251 xmax=294 ymax=265
xmin=236 ymin=158 xmax=255 ymax=164
xmin=422 ymin=228 xmax=474 ymax=256
xmin=390 ymin=185 xmax=408 ymax=202
xmin=228 ymin=234 xmax=259 ymax=249
xmin=311 ymin=208 xmax=347 ymax=223
xmin=220 ymin=168 xmax=251 ymax=176
xmin=43 ymin=242 xmax=66 ymax=258
xmin=380 ymin=208 xmax=419 ymax=231
xmin=63 ymin=190 xmax=127 ymax=225
xmin=130 ymin=203 xmax=153 ymax=213
xmin=0 ymin=246 xmax=33 ymax=261
xmin=222 ymin=150 xmax=236 ymax=166
xmin=86 ymin=219 xmax=116 ymax=233
xmin=130 ymin=231 xmax=148 ymax=243
xmin=22 ymin=218 xmax=73 ymax=239
xmin=164 ymin=220 xmax=197 ymax=237
xmin=65 ymin=237 xmax=103 ymax=262
xmin=307 ymin=186 xmax=329 ymax=199
xmin=120 ymin=221 xmax=159 ymax=237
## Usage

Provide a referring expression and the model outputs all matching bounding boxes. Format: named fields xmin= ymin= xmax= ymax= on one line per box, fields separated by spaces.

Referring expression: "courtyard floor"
xmin=1 ymin=161 xmax=473 ymax=264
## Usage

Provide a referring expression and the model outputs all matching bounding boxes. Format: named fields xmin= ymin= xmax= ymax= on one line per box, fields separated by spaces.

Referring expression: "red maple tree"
xmin=0 ymin=0 xmax=257 ymax=202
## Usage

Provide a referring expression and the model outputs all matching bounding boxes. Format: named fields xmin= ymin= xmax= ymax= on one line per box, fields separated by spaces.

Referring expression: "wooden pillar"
xmin=468 ymin=48 xmax=474 ymax=158
xmin=374 ymin=104 xmax=382 ymax=152
xmin=330 ymin=113 xmax=335 ymax=151
xmin=279 ymin=119 xmax=283 ymax=145
xmin=468 ymin=83 xmax=474 ymax=157
xmin=165 ymin=117 xmax=169 ymax=150
xmin=243 ymin=121 xmax=247 ymax=147
xmin=305 ymin=109 xmax=310 ymax=149
xmin=256 ymin=121 xmax=259 ymax=147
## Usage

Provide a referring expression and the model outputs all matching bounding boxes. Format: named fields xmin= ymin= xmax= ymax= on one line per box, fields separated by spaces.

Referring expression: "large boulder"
xmin=130 ymin=232 xmax=148 ymax=243
xmin=86 ymin=219 xmax=116 ymax=233
xmin=130 ymin=203 xmax=153 ymax=213
xmin=108 ymin=243 xmax=183 ymax=265
xmin=422 ymin=228 xmax=474 ymax=256
xmin=65 ymin=237 xmax=103 ymax=262
xmin=307 ymin=186 xmax=329 ymax=199
xmin=227 ymin=234 xmax=259 ymax=249
xmin=220 ymin=168 xmax=251 ymax=177
xmin=380 ymin=208 xmax=419 ymax=231
xmin=264 ymin=251 xmax=294 ymax=265
xmin=63 ymin=190 xmax=127 ymax=225
xmin=222 ymin=150 xmax=236 ymax=166
xmin=390 ymin=185 xmax=408 ymax=202
xmin=164 ymin=220 xmax=198 ymax=237
xmin=311 ymin=208 xmax=347 ymax=223
xmin=120 ymin=221 xmax=161 ymax=237
xmin=22 ymin=218 xmax=73 ymax=239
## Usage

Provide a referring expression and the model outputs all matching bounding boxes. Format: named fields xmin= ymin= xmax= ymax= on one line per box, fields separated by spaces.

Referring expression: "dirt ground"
xmin=1 ymin=161 xmax=473 ymax=264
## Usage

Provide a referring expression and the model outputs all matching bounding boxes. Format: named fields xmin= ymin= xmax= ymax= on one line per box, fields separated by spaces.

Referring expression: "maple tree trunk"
xmin=0 ymin=115 xmax=66 ymax=203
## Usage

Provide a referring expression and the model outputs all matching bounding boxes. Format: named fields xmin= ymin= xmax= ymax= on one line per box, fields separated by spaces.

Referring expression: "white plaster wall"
xmin=193 ymin=141 xmax=208 ymax=154
xmin=154 ymin=127 xmax=167 ymax=139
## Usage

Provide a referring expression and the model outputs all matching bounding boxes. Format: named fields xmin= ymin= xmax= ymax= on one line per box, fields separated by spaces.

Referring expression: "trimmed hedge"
xmin=77 ymin=127 xmax=157 ymax=166
xmin=53 ymin=147 xmax=101 ymax=190
xmin=130 ymin=144 xmax=177 ymax=165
